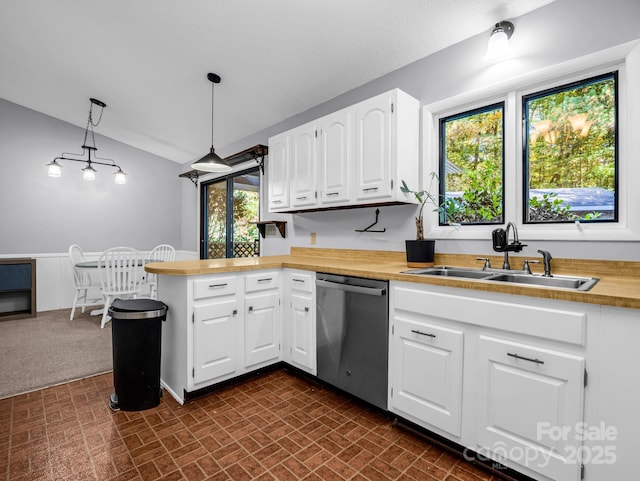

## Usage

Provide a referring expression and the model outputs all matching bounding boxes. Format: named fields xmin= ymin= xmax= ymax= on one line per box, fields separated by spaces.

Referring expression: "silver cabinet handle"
xmin=257 ymin=278 xmax=273 ymax=283
xmin=363 ymin=187 xmax=378 ymax=192
xmin=411 ymin=329 xmax=436 ymax=338
xmin=296 ymin=196 xmax=307 ymax=200
xmin=272 ymin=200 xmax=282 ymax=204
xmin=292 ymin=278 xmax=305 ymax=283
xmin=209 ymin=283 xmax=228 ymax=288
xmin=507 ymin=352 xmax=544 ymax=364
xmin=326 ymin=192 xmax=339 ymax=196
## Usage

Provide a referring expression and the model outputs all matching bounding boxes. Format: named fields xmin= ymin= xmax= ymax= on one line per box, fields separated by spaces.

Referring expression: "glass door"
xmin=201 ymin=167 xmax=260 ymax=259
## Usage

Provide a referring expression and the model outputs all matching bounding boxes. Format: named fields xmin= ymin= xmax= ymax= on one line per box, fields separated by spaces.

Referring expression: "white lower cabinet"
xmin=476 ymin=335 xmax=585 ymax=481
xmin=391 ymin=316 xmax=463 ymax=437
xmin=390 ymin=281 xmax=589 ymax=481
xmin=245 ymin=291 xmax=281 ymax=368
xmin=159 ymin=271 xmax=284 ymax=404
xmin=244 ymin=271 xmax=281 ymax=368
xmin=283 ymin=269 xmax=316 ymax=374
xmin=193 ymin=298 xmax=240 ymax=384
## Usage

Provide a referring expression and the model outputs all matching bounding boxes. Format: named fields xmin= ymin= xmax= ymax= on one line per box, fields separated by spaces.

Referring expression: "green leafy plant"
xmin=528 ymin=192 xmax=573 ymax=222
xmin=400 ymin=172 xmax=443 ymax=240
xmin=445 ymin=164 xmax=503 ymax=224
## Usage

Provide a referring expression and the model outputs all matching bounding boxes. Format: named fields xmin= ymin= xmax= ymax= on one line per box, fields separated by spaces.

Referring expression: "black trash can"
xmin=108 ymin=298 xmax=168 ymax=412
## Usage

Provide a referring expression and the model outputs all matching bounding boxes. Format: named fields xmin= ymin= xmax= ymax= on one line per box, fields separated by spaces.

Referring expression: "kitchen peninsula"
xmin=146 ymin=248 xmax=640 ymax=481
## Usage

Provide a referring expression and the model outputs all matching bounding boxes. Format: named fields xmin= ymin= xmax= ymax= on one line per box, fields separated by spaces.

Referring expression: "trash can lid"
xmin=109 ymin=298 xmax=168 ymax=320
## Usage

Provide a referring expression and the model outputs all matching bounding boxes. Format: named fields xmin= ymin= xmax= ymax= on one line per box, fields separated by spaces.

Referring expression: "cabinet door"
xmin=319 ymin=110 xmax=350 ymax=205
xmin=355 ymin=92 xmax=393 ymax=201
xmin=391 ymin=317 xmax=463 ymax=436
xmin=290 ymin=123 xmax=317 ymax=208
xmin=477 ymin=335 xmax=585 ymax=481
xmin=267 ymin=132 xmax=290 ymax=211
xmin=290 ymin=292 xmax=315 ymax=371
xmin=245 ymin=292 xmax=281 ymax=368
xmin=193 ymin=299 xmax=239 ymax=385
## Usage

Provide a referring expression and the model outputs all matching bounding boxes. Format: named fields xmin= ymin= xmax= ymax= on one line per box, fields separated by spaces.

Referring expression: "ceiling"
xmin=0 ymin=0 xmax=555 ymax=165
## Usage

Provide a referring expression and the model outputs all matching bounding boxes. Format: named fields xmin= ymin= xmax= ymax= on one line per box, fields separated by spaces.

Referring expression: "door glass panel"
xmin=205 ymin=179 xmax=227 ymax=259
xmin=232 ymin=170 xmax=260 ymax=258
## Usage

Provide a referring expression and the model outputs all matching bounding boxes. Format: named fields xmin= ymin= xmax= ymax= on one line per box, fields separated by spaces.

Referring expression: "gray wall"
xmin=191 ymin=0 xmax=640 ymax=261
xmin=0 ymin=98 xmax=182 ymax=254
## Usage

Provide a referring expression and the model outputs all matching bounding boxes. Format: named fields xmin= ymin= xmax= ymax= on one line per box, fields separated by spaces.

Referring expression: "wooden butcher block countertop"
xmin=145 ymin=247 xmax=640 ymax=310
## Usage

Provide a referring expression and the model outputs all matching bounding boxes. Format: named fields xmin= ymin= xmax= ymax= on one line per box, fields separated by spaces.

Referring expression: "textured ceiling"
xmin=0 ymin=0 xmax=555 ymax=164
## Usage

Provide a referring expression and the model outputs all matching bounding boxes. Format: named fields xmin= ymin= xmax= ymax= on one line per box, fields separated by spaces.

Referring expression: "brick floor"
xmin=0 ymin=369 xmax=504 ymax=480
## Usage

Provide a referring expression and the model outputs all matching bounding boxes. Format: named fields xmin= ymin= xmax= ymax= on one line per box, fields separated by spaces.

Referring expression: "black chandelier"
xmin=47 ymin=98 xmax=127 ymax=184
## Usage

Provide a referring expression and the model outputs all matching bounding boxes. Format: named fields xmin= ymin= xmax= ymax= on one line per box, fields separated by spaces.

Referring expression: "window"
xmin=523 ymin=72 xmax=618 ymax=223
xmin=200 ymin=167 xmax=260 ymax=259
xmin=439 ymin=103 xmax=504 ymax=225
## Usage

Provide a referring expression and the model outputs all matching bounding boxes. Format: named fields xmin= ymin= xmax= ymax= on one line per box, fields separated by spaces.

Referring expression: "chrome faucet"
xmin=537 ymin=249 xmax=553 ymax=277
xmin=501 ymin=222 xmax=524 ymax=270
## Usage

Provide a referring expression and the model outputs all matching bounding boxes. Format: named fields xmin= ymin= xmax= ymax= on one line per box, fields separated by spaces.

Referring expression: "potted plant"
xmin=400 ymin=172 xmax=442 ymax=267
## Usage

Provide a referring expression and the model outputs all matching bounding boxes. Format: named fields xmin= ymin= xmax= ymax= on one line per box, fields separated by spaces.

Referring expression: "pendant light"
xmin=47 ymin=98 xmax=127 ymax=184
xmin=190 ymin=73 xmax=233 ymax=173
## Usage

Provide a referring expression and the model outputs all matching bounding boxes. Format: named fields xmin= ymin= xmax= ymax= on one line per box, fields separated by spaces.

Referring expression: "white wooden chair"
xmin=98 ymin=247 xmax=145 ymax=328
xmin=145 ymin=244 xmax=176 ymax=299
xmin=68 ymin=244 xmax=101 ymax=320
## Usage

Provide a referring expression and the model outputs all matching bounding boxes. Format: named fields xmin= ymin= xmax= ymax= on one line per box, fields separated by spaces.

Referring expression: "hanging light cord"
xmin=83 ymin=100 xmax=105 ymax=151
xmin=210 ymin=79 xmax=215 ymax=148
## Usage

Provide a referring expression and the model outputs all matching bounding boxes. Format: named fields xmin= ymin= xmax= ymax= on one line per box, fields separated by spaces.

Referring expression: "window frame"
xmin=422 ymin=41 xmax=640 ymax=242
xmin=199 ymin=166 xmax=261 ymax=259
xmin=438 ymin=101 xmax=506 ymax=226
xmin=521 ymin=71 xmax=619 ymax=225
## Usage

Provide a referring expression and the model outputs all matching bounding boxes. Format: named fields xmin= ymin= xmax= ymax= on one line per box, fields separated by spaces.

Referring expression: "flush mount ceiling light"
xmin=484 ymin=21 xmax=514 ymax=62
xmin=190 ymin=73 xmax=233 ymax=173
xmin=47 ymin=98 xmax=127 ymax=184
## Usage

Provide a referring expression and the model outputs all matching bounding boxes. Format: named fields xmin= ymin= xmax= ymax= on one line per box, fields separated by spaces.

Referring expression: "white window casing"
xmin=422 ymin=40 xmax=640 ymax=242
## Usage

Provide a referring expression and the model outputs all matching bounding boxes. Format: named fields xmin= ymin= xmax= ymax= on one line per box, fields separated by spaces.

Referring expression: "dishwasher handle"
xmin=316 ymin=279 xmax=386 ymax=297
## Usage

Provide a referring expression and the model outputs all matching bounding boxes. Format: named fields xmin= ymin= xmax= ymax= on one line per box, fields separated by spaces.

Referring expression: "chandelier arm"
xmin=54 ymin=156 xmax=122 ymax=170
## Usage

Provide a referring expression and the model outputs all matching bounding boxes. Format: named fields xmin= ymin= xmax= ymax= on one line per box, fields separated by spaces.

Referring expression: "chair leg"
xmin=80 ymin=288 xmax=88 ymax=313
xmin=100 ymin=295 xmax=111 ymax=329
xmin=70 ymin=290 xmax=79 ymax=320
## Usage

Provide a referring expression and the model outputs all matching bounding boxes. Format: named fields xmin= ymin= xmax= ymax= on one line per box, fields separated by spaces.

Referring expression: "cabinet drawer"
xmin=289 ymin=271 xmax=314 ymax=293
xmin=193 ymin=276 xmax=237 ymax=300
xmin=245 ymin=271 xmax=280 ymax=293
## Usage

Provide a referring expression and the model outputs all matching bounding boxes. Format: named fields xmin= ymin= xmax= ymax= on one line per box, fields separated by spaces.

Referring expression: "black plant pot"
xmin=405 ymin=239 xmax=436 ymax=267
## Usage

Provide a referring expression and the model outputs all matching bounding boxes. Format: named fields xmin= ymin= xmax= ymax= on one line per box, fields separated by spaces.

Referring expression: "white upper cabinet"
xmin=290 ymin=122 xmax=318 ymax=209
xmin=318 ymin=109 xmax=351 ymax=206
xmin=267 ymin=88 xmax=419 ymax=212
xmin=355 ymin=89 xmax=420 ymax=202
xmin=267 ymin=132 xmax=290 ymax=211
xmin=355 ymin=92 xmax=393 ymax=200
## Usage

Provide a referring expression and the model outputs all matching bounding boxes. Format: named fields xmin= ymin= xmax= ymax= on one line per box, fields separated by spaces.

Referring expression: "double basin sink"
xmin=402 ymin=266 xmax=599 ymax=291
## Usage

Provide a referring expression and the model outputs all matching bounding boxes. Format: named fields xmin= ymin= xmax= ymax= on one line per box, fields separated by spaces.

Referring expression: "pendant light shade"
xmin=191 ymin=73 xmax=233 ymax=173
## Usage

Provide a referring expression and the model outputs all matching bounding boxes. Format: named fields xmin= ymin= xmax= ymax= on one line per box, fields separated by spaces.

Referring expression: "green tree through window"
xmin=524 ymin=72 xmax=617 ymax=223
xmin=439 ymin=103 xmax=504 ymax=225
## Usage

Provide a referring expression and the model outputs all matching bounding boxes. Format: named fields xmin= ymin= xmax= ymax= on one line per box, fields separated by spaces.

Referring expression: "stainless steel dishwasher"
xmin=316 ymin=272 xmax=388 ymax=410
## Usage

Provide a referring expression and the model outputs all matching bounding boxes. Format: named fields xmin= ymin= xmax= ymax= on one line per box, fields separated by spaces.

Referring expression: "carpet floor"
xmin=0 ymin=308 xmax=112 ymax=399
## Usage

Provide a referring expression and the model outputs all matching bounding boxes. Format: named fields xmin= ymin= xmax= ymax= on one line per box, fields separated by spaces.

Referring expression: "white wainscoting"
xmin=0 ymin=250 xmax=198 ymax=312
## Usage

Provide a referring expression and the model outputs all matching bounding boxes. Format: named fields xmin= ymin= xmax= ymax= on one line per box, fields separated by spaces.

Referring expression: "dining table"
xmin=74 ymin=259 xmax=152 ymax=315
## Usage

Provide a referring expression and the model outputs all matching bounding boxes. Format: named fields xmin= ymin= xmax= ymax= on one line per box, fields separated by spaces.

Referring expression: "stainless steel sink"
xmin=401 ymin=266 xmax=599 ymax=291
xmin=490 ymin=273 xmax=599 ymax=291
xmin=402 ymin=266 xmax=494 ymax=279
